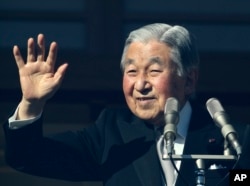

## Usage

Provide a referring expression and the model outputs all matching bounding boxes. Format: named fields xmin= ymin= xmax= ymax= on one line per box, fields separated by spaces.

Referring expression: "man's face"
xmin=122 ymin=40 xmax=195 ymax=126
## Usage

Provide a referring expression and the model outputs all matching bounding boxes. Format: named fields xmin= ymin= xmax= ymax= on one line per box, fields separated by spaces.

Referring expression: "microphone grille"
xmin=206 ymin=97 xmax=224 ymax=117
xmin=165 ymin=97 xmax=179 ymax=113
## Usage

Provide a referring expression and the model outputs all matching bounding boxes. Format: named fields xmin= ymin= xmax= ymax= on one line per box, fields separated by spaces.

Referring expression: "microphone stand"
xmin=195 ymin=159 xmax=205 ymax=186
xmin=162 ymin=140 xmax=238 ymax=186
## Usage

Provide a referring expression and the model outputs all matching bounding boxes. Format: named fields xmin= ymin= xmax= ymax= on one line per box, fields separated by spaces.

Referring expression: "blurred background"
xmin=1 ymin=0 xmax=250 ymax=185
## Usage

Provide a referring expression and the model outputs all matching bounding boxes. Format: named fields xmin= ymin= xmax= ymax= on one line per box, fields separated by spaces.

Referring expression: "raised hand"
xmin=14 ymin=34 xmax=68 ymax=119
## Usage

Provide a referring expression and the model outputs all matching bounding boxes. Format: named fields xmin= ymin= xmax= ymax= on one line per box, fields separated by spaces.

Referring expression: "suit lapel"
xmin=117 ymin=116 xmax=163 ymax=186
xmin=176 ymin=106 xmax=224 ymax=185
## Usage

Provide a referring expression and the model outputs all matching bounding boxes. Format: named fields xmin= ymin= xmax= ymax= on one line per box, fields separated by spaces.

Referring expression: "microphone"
xmin=206 ymin=97 xmax=242 ymax=156
xmin=163 ymin=97 xmax=180 ymax=155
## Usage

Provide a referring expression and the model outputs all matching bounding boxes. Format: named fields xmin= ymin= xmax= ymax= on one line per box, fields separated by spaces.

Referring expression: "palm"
xmin=19 ymin=62 xmax=56 ymax=101
xmin=14 ymin=34 xmax=68 ymax=103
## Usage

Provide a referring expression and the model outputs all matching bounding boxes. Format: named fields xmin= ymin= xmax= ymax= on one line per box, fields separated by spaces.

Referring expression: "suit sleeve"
xmin=237 ymin=123 xmax=250 ymax=169
xmin=3 ymin=116 xmax=102 ymax=182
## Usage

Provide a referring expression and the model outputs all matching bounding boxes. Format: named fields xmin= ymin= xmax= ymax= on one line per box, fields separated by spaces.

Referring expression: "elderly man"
xmin=3 ymin=23 xmax=250 ymax=186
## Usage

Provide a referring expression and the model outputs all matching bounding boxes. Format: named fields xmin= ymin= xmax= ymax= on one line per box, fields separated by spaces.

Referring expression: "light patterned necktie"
xmin=156 ymin=133 xmax=176 ymax=186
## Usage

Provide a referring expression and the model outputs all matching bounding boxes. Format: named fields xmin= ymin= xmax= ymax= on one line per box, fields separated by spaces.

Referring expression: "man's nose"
xmin=134 ymin=73 xmax=151 ymax=92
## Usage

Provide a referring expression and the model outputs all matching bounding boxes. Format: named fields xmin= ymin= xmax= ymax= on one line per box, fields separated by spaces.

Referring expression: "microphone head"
xmin=206 ymin=97 xmax=224 ymax=117
xmin=206 ymin=98 xmax=242 ymax=155
xmin=206 ymin=97 xmax=230 ymax=128
xmin=164 ymin=97 xmax=179 ymax=114
xmin=164 ymin=97 xmax=179 ymax=124
xmin=163 ymin=97 xmax=179 ymax=155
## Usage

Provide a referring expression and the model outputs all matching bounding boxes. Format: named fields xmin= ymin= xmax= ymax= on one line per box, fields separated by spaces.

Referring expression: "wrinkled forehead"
xmin=123 ymin=40 xmax=173 ymax=65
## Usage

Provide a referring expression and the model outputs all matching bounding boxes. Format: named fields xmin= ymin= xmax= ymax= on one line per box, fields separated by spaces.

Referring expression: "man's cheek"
xmin=123 ymin=77 xmax=133 ymax=93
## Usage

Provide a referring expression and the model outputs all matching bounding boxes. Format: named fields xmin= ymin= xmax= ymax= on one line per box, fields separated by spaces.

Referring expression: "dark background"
xmin=1 ymin=0 xmax=250 ymax=185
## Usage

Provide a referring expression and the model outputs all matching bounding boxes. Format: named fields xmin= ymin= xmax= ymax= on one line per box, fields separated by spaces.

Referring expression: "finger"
xmin=37 ymin=33 xmax=45 ymax=62
xmin=27 ymin=37 xmax=36 ymax=62
xmin=46 ymin=41 xmax=58 ymax=68
xmin=13 ymin=45 xmax=25 ymax=69
xmin=54 ymin=63 xmax=68 ymax=84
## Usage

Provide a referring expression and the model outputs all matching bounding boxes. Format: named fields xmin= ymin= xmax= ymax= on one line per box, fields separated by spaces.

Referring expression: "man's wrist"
xmin=17 ymin=98 xmax=45 ymax=120
xmin=9 ymin=106 xmax=42 ymax=129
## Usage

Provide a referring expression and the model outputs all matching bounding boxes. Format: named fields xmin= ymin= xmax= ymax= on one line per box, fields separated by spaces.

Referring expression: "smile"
xmin=136 ymin=97 xmax=155 ymax=101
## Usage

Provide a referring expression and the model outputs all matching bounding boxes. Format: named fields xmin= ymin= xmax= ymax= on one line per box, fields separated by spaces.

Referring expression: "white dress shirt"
xmin=156 ymin=101 xmax=192 ymax=185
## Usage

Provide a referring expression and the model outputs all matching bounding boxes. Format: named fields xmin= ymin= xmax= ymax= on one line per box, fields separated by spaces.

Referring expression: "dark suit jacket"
xmin=3 ymin=103 xmax=250 ymax=186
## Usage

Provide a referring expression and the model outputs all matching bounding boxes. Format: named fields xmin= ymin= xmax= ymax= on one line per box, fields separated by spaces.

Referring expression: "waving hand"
xmin=14 ymin=34 xmax=68 ymax=119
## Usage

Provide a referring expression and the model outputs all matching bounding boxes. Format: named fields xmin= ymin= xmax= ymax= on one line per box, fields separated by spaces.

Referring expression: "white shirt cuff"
xmin=8 ymin=106 xmax=42 ymax=129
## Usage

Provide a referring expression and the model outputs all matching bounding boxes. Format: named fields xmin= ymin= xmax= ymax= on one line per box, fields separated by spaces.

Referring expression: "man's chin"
xmin=135 ymin=113 xmax=164 ymax=126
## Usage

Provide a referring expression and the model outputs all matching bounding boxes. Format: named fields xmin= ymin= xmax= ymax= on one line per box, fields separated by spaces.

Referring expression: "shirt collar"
xmin=176 ymin=101 xmax=192 ymax=139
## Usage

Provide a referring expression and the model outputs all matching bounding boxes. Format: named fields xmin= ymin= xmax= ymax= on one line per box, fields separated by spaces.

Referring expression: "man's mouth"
xmin=136 ymin=97 xmax=155 ymax=101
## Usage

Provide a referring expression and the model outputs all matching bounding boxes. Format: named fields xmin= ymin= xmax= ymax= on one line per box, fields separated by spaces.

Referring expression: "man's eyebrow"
xmin=149 ymin=56 xmax=164 ymax=66
xmin=123 ymin=57 xmax=164 ymax=67
xmin=123 ymin=59 xmax=134 ymax=66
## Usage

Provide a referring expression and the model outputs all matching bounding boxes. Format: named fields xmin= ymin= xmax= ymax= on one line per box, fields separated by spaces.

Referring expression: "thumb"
xmin=54 ymin=63 xmax=68 ymax=83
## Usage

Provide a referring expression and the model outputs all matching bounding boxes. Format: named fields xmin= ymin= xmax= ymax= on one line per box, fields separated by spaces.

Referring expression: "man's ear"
xmin=185 ymin=68 xmax=199 ymax=95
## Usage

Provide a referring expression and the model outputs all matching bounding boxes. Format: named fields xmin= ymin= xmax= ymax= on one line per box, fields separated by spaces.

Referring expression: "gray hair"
xmin=120 ymin=23 xmax=199 ymax=76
